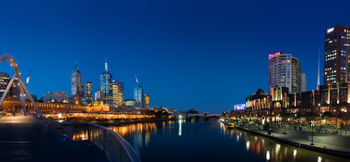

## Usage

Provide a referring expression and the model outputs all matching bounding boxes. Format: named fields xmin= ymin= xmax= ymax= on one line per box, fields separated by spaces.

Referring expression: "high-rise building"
xmin=112 ymin=80 xmax=119 ymax=105
xmin=144 ymin=93 xmax=150 ymax=108
xmin=117 ymin=82 xmax=124 ymax=107
xmin=324 ymin=25 xmax=350 ymax=85
xmin=84 ymin=81 xmax=93 ymax=103
xmin=268 ymin=52 xmax=302 ymax=93
xmin=9 ymin=76 xmax=20 ymax=100
xmin=94 ymin=89 xmax=103 ymax=101
xmin=0 ymin=73 xmax=9 ymax=98
xmin=100 ymin=60 xmax=113 ymax=104
xmin=134 ymin=85 xmax=143 ymax=108
xmin=71 ymin=65 xmax=83 ymax=98
xmin=301 ymin=73 xmax=307 ymax=92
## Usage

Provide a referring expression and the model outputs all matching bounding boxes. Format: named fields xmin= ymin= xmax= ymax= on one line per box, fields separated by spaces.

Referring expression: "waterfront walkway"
xmin=239 ymin=123 xmax=350 ymax=157
xmin=0 ymin=116 xmax=108 ymax=162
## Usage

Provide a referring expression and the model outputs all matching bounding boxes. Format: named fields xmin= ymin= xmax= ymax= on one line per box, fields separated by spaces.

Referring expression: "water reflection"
xmin=220 ymin=124 xmax=348 ymax=162
xmin=70 ymin=120 xmax=349 ymax=162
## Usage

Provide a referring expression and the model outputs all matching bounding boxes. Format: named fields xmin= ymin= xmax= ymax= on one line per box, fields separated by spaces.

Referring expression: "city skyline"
xmin=2 ymin=0 xmax=350 ymax=113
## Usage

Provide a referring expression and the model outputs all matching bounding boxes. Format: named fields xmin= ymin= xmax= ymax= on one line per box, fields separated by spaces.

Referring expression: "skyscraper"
xmin=100 ymin=60 xmax=113 ymax=104
xmin=84 ymin=81 xmax=93 ymax=103
xmin=301 ymin=73 xmax=307 ymax=92
xmin=324 ymin=25 xmax=350 ymax=85
xmin=71 ymin=64 xmax=83 ymax=98
xmin=144 ymin=93 xmax=150 ymax=108
xmin=112 ymin=80 xmax=119 ymax=105
xmin=268 ymin=52 xmax=302 ymax=93
xmin=117 ymin=82 xmax=124 ymax=107
xmin=134 ymin=85 xmax=143 ymax=108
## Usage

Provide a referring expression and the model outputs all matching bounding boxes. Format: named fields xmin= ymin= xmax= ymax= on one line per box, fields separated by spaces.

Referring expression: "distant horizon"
xmin=1 ymin=0 xmax=350 ymax=113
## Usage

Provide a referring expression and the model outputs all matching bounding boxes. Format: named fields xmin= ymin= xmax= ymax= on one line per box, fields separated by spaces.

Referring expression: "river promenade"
xmin=236 ymin=122 xmax=350 ymax=158
xmin=0 ymin=116 xmax=108 ymax=162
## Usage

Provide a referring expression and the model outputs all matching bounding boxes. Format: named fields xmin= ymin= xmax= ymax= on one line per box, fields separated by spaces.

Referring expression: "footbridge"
xmin=0 ymin=53 xmax=139 ymax=162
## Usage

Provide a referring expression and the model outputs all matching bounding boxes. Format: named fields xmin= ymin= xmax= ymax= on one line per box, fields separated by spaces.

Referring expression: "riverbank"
xmin=68 ymin=118 xmax=174 ymax=126
xmin=234 ymin=124 xmax=350 ymax=158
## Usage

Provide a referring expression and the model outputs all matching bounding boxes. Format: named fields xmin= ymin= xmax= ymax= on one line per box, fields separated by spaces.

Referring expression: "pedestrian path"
xmin=0 ymin=116 xmax=108 ymax=162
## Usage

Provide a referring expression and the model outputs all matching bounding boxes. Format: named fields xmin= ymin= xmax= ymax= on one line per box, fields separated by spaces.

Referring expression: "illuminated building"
xmin=111 ymin=81 xmax=124 ymax=108
xmin=100 ymin=60 xmax=113 ymax=104
xmin=41 ymin=91 xmax=69 ymax=103
xmin=134 ymin=85 xmax=144 ymax=108
xmin=2 ymin=99 xmax=110 ymax=113
xmin=9 ymin=76 xmax=20 ymax=100
xmin=301 ymin=73 xmax=307 ymax=92
xmin=71 ymin=64 xmax=83 ymax=101
xmin=117 ymin=82 xmax=124 ymax=107
xmin=84 ymin=81 xmax=93 ymax=104
xmin=324 ymin=25 xmax=350 ymax=85
xmin=246 ymin=89 xmax=270 ymax=113
xmin=94 ymin=89 xmax=103 ymax=101
xmin=0 ymin=73 xmax=9 ymax=97
xmin=268 ymin=52 xmax=301 ymax=93
xmin=125 ymin=99 xmax=136 ymax=107
xmin=112 ymin=81 xmax=118 ymax=106
xmin=144 ymin=94 xmax=150 ymax=108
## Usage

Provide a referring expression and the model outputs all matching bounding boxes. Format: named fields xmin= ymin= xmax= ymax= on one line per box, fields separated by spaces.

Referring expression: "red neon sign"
xmin=268 ymin=52 xmax=283 ymax=59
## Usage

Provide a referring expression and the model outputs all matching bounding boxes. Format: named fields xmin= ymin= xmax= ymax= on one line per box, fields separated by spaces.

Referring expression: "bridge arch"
xmin=0 ymin=53 xmax=42 ymax=116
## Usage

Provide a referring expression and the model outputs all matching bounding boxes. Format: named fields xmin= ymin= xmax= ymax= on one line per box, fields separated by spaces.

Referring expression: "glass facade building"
xmin=324 ymin=25 xmax=350 ymax=85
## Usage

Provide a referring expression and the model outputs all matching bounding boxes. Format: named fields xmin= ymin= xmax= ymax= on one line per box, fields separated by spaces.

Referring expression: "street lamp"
xmin=311 ymin=120 xmax=315 ymax=145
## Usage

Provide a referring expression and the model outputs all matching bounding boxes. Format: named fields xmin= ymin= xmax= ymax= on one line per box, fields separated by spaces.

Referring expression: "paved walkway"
xmin=0 ymin=116 xmax=108 ymax=162
xmin=242 ymin=124 xmax=350 ymax=154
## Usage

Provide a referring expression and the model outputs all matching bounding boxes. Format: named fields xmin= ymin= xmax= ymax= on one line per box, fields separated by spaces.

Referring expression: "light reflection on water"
xmin=72 ymin=119 xmax=350 ymax=162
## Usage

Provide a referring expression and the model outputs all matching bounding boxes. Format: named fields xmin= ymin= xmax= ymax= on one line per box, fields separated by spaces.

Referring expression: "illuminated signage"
xmin=268 ymin=52 xmax=283 ymax=59
xmin=327 ymin=27 xmax=334 ymax=34
xmin=234 ymin=104 xmax=246 ymax=111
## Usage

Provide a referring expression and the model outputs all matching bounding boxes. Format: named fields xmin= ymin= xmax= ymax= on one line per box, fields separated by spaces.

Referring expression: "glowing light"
xmin=327 ymin=27 xmax=334 ymax=34
xmin=293 ymin=149 xmax=297 ymax=158
xmin=266 ymin=150 xmax=270 ymax=160
xmin=275 ymin=144 xmax=281 ymax=154
xmin=178 ymin=119 xmax=182 ymax=136
xmin=246 ymin=141 xmax=250 ymax=151
xmin=317 ymin=156 xmax=322 ymax=162
xmin=58 ymin=113 xmax=62 ymax=118
xmin=268 ymin=52 xmax=282 ymax=59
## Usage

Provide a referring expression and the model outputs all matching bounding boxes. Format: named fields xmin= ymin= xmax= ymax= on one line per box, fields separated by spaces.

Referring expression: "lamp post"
xmin=311 ymin=121 xmax=315 ymax=145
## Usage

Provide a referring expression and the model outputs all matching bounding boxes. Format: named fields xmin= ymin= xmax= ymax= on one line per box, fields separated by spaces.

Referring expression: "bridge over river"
xmin=0 ymin=53 xmax=139 ymax=162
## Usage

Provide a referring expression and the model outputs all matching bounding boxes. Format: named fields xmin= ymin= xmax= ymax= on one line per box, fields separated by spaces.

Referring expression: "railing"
xmin=63 ymin=122 xmax=140 ymax=162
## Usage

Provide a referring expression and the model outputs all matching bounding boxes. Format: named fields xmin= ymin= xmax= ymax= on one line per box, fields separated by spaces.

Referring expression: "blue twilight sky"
xmin=1 ymin=0 xmax=350 ymax=113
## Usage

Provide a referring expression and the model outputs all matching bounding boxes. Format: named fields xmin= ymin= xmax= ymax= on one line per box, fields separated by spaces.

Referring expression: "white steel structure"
xmin=0 ymin=53 xmax=42 ymax=116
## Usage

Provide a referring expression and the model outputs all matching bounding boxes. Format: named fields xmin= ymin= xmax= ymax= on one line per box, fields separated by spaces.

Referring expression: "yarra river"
xmin=74 ymin=119 xmax=350 ymax=162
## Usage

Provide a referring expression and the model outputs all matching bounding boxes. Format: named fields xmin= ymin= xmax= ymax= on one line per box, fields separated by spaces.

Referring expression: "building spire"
xmin=317 ymin=49 xmax=321 ymax=89
xmin=105 ymin=58 xmax=108 ymax=72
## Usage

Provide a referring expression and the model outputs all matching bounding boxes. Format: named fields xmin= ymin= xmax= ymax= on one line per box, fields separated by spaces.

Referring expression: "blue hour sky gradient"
xmin=1 ymin=0 xmax=350 ymax=113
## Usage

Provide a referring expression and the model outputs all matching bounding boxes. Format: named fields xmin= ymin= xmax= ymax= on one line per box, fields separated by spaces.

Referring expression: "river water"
xmin=94 ymin=119 xmax=350 ymax=161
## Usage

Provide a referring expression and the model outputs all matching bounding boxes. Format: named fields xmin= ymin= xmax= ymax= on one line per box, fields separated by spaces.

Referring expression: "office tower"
xmin=144 ymin=94 xmax=150 ymax=108
xmin=134 ymin=85 xmax=143 ymax=108
xmin=100 ymin=60 xmax=113 ymax=104
xmin=94 ymin=89 xmax=103 ymax=101
xmin=324 ymin=25 xmax=350 ymax=85
xmin=112 ymin=81 xmax=118 ymax=105
xmin=268 ymin=52 xmax=301 ymax=93
xmin=117 ymin=82 xmax=124 ymax=107
xmin=84 ymin=81 xmax=93 ymax=103
xmin=301 ymin=73 xmax=307 ymax=92
xmin=0 ymin=73 xmax=9 ymax=98
xmin=71 ymin=64 xmax=83 ymax=98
